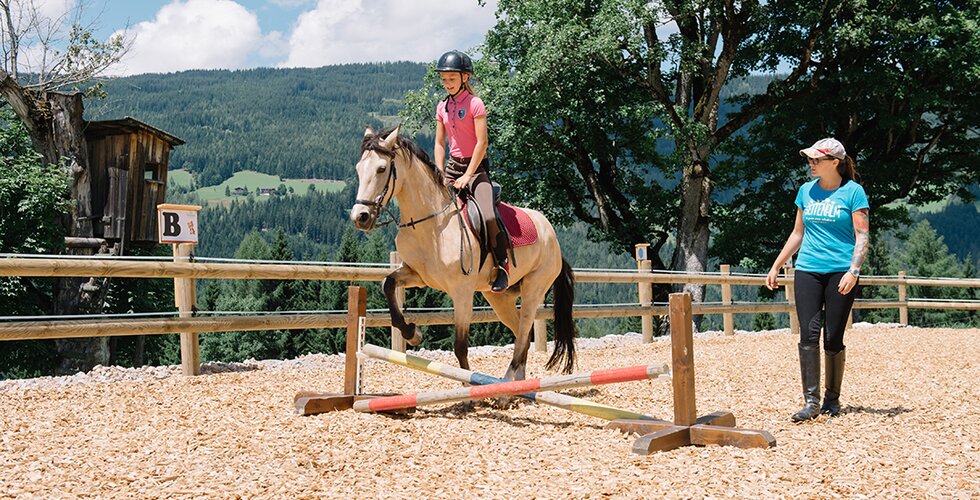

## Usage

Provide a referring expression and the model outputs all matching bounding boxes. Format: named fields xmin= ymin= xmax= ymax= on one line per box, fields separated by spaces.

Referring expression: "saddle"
xmin=458 ymin=183 xmax=539 ymax=270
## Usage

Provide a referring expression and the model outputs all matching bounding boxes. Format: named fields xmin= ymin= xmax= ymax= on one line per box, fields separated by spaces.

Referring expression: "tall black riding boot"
xmin=490 ymin=231 xmax=509 ymax=293
xmin=820 ymin=348 xmax=846 ymax=416
xmin=792 ymin=343 xmax=821 ymax=422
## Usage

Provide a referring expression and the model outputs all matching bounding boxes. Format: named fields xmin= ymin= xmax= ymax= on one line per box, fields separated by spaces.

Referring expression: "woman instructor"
xmin=766 ymin=138 xmax=870 ymax=422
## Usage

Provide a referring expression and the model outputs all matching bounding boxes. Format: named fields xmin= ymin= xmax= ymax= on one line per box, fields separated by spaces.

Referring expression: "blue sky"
xmin=70 ymin=0 xmax=498 ymax=75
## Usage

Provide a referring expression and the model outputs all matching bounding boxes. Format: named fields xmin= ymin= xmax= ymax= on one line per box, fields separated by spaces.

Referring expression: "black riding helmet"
xmin=435 ymin=50 xmax=473 ymax=74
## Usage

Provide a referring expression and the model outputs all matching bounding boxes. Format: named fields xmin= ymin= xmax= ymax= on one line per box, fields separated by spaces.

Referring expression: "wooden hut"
xmin=84 ymin=117 xmax=185 ymax=250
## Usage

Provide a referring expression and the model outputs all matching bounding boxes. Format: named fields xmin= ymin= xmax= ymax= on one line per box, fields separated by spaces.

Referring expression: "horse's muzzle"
xmin=350 ymin=205 xmax=376 ymax=231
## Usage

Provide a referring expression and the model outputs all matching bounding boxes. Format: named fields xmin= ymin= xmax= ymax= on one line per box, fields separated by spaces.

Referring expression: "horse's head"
xmin=351 ymin=126 xmax=401 ymax=231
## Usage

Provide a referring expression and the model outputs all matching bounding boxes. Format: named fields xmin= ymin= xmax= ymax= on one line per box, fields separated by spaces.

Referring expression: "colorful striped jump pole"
xmin=352 ymin=357 xmax=668 ymax=413
xmin=360 ymin=344 xmax=665 ymax=421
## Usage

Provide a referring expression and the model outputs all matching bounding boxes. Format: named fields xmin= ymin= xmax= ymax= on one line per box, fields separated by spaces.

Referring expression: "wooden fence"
xmin=1 ymin=248 xmax=978 ymax=375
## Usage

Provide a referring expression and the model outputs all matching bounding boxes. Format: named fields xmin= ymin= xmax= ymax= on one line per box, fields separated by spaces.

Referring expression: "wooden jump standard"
xmin=295 ymin=287 xmax=775 ymax=454
xmin=605 ymin=293 xmax=775 ymax=454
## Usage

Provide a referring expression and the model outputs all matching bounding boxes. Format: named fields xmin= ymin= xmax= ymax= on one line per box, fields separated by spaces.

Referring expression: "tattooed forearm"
xmin=851 ymin=209 xmax=870 ymax=271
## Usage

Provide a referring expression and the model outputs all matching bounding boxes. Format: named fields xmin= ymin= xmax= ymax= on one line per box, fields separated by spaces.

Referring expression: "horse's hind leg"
xmin=450 ymin=292 xmax=476 ymax=371
xmin=382 ymin=266 xmax=425 ymax=346
xmin=482 ymin=289 xmax=521 ymax=377
xmin=503 ymin=278 xmax=551 ymax=383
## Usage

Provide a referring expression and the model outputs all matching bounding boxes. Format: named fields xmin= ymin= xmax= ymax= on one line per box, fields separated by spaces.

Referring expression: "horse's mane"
xmin=361 ymin=127 xmax=444 ymax=186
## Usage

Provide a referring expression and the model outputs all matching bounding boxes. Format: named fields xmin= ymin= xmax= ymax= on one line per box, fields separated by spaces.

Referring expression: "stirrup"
xmin=491 ymin=265 xmax=509 ymax=293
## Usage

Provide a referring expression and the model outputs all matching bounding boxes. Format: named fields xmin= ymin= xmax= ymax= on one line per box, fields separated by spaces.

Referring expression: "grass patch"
xmin=179 ymin=170 xmax=344 ymax=203
xmin=167 ymin=169 xmax=194 ymax=189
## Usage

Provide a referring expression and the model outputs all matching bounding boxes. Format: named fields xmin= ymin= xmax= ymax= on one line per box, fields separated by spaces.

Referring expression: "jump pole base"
xmin=607 ymin=411 xmax=775 ymax=454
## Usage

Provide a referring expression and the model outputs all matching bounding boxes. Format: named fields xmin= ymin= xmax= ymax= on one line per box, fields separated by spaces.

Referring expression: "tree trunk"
xmin=672 ymin=156 xmax=712 ymax=328
xmin=45 ymin=92 xmax=111 ymax=373
xmin=0 ymin=75 xmax=111 ymax=372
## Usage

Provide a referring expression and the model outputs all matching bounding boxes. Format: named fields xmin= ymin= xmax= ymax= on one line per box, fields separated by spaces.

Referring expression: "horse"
xmin=349 ymin=126 xmax=576 ymax=382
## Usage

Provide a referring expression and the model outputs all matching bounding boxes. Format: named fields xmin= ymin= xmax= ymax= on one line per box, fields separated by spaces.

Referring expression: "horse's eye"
xmin=375 ymin=165 xmax=386 ymax=174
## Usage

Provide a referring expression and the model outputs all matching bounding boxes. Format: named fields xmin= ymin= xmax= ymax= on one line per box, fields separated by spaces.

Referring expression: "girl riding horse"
xmin=433 ymin=50 xmax=510 ymax=293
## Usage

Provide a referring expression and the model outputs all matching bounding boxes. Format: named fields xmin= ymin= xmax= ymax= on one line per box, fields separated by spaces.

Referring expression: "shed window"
xmin=145 ymin=162 xmax=161 ymax=181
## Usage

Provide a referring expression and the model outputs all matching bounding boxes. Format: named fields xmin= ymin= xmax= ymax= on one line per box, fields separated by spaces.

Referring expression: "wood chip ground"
xmin=1 ymin=325 xmax=977 ymax=498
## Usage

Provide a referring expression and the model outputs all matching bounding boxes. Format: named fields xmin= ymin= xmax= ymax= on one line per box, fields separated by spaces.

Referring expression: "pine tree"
xmin=898 ymin=221 xmax=970 ymax=327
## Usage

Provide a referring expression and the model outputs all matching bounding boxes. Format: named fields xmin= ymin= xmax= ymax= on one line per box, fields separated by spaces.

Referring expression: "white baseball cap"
xmin=800 ymin=138 xmax=846 ymax=159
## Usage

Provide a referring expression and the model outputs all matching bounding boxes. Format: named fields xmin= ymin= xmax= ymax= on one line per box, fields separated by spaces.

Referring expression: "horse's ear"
xmin=381 ymin=125 xmax=401 ymax=148
xmin=364 ymin=126 xmax=375 ymax=138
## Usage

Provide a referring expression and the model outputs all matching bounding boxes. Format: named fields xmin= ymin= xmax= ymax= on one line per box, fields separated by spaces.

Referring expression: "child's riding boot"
xmin=490 ymin=232 xmax=509 ymax=293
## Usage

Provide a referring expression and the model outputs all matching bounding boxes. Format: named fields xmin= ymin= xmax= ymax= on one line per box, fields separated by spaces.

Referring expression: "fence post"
xmin=898 ymin=270 xmax=908 ymax=325
xmin=720 ymin=264 xmax=734 ymax=336
xmin=173 ymin=243 xmax=199 ymax=376
xmin=784 ymin=265 xmax=799 ymax=337
xmin=636 ymin=244 xmax=654 ymax=343
xmin=389 ymin=251 xmax=406 ymax=353
xmin=533 ymin=308 xmax=547 ymax=352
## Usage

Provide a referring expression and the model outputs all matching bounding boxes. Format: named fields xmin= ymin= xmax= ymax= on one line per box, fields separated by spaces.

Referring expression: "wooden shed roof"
xmin=84 ymin=117 xmax=185 ymax=146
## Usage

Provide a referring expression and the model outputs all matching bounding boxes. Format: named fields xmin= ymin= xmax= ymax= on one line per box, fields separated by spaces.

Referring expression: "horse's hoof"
xmin=492 ymin=396 xmax=516 ymax=409
xmin=404 ymin=323 xmax=422 ymax=346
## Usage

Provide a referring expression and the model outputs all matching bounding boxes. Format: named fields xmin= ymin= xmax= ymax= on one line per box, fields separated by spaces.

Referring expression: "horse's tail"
xmin=545 ymin=257 xmax=576 ymax=374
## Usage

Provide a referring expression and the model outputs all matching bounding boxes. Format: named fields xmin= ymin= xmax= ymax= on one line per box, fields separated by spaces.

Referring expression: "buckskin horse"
xmin=350 ymin=126 xmax=575 ymax=382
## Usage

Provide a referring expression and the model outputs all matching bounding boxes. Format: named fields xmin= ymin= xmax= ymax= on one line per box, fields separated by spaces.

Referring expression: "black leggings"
xmin=794 ymin=270 xmax=857 ymax=353
xmin=446 ymin=159 xmax=504 ymax=261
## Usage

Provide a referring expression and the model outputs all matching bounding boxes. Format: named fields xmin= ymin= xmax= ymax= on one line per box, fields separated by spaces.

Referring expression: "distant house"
xmin=84 ymin=117 xmax=184 ymax=250
xmin=258 ymin=188 xmax=277 ymax=196
xmin=232 ymin=187 xmax=249 ymax=196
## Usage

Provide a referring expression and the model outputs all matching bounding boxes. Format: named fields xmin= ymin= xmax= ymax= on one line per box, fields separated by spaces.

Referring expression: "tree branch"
xmin=710 ymin=0 xmax=836 ymax=146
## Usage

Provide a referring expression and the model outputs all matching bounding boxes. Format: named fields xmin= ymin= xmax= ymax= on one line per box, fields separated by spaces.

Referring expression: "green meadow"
xmin=169 ymin=169 xmax=345 ymax=202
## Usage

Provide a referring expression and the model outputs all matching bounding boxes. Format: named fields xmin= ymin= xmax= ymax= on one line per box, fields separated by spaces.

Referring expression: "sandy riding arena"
xmin=1 ymin=324 xmax=977 ymax=498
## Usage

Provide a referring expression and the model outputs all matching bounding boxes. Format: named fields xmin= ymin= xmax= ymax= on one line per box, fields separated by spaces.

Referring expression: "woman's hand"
xmin=838 ymin=272 xmax=858 ymax=295
xmin=452 ymin=174 xmax=472 ymax=190
xmin=765 ymin=268 xmax=780 ymax=290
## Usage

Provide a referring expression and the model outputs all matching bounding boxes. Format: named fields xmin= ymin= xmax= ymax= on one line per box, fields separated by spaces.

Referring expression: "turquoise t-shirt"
xmin=794 ymin=178 xmax=870 ymax=273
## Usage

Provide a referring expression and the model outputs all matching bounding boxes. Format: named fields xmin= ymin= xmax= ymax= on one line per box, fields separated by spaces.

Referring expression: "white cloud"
xmin=281 ymin=0 xmax=497 ymax=67
xmin=32 ymin=0 xmax=76 ymax=21
xmin=267 ymin=0 xmax=312 ymax=7
xmin=111 ymin=0 xmax=263 ymax=75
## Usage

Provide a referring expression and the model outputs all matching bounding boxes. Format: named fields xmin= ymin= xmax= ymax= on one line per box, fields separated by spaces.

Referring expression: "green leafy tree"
xmin=406 ymin=0 xmax=978 ymax=312
xmin=433 ymin=0 xmax=874 ymax=308
xmin=713 ymin=0 xmax=980 ymax=269
xmin=0 ymin=110 xmax=71 ymax=378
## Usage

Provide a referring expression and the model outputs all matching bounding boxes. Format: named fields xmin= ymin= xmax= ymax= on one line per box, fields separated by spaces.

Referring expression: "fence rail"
xmin=2 ymin=252 xmax=978 ymax=375
xmin=3 ymin=257 xmax=979 ymax=287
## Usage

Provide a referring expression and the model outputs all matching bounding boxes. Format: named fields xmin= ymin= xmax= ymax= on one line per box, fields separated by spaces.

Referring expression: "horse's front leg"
xmin=382 ymin=265 xmax=425 ymax=346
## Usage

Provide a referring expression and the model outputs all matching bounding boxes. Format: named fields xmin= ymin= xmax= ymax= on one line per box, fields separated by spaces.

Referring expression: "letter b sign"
xmin=157 ymin=204 xmax=201 ymax=244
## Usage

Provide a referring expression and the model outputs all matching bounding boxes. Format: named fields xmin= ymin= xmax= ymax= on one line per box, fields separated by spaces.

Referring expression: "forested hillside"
xmin=87 ymin=63 xmax=426 ymax=186
xmin=89 ymin=63 xmax=977 ymax=269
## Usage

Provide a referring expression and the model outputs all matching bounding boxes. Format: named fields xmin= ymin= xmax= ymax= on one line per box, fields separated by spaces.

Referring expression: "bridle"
xmin=354 ymin=150 xmax=398 ymax=227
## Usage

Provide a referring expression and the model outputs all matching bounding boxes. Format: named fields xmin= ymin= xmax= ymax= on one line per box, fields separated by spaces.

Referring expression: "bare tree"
xmin=0 ymin=0 xmax=129 ymax=372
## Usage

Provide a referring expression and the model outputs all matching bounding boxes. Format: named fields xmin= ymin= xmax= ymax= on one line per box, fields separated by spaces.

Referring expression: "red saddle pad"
xmin=463 ymin=201 xmax=539 ymax=247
